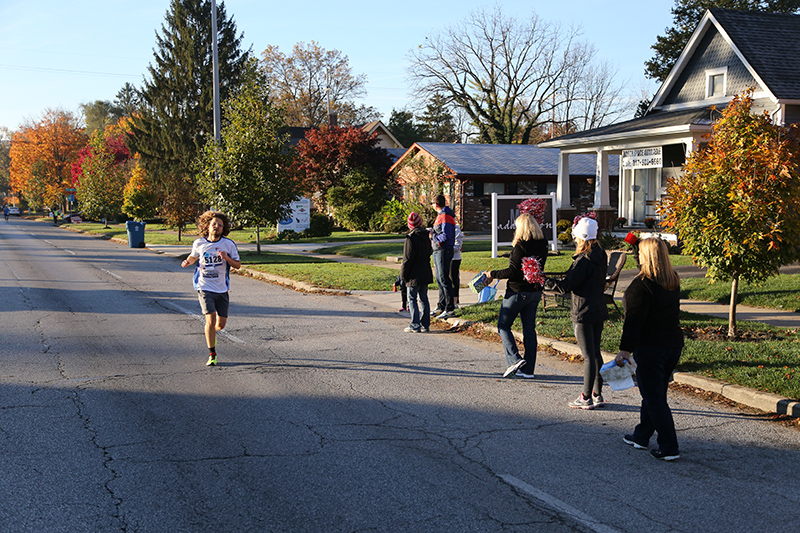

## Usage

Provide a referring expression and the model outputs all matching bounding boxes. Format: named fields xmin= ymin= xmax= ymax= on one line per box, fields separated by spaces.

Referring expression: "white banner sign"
xmin=622 ymin=147 xmax=662 ymax=169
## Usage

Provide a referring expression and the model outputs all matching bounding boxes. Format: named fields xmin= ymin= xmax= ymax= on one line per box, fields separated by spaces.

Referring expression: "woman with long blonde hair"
xmin=615 ymin=238 xmax=684 ymax=461
xmin=483 ymin=203 xmax=549 ymax=379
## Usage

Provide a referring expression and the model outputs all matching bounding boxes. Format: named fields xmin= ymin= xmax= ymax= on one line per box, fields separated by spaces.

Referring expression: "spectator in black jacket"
xmin=547 ymin=215 xmax=608 ymax=409
xmin=401 ymin=212 xmax=433 ymax=333
xmin=615 ymin=238 xmax=684 ymax=461
xmin=483 ymin=208 xmax=548 ymax=379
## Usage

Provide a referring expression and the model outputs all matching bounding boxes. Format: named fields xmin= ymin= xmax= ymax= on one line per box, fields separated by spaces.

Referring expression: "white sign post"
xmin=491 ymin=193 xmax=558 ymax=258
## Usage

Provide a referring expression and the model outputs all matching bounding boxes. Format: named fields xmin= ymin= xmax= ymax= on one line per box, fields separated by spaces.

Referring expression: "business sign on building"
xmin=277 ymin=197 xmax=311 ymax=233
xmin=622 ymin=147 xmax=662 ymax=169
xmin=490 ymin=193 xmax=558 ymax=257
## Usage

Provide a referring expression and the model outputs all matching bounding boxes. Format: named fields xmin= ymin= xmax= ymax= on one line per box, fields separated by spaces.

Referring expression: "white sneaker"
xmin=503 ymin=359 xmax=526 ymax=378
xmin=436 ymin=310 xmax=455 ymax=319
xmin=515 ymin=370 xmax=535 ymax=379
xmin=404 ymin=326 xmax=420 ymax=333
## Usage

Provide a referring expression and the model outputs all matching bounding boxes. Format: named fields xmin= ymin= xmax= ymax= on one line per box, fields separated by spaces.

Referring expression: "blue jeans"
xmin=497 ymin=290 xmax=542 ymax=374
xmin=407 ymin=285 xmax=430 ymax=331
xmin=632 ymin=345 xmax=682 ymax=454
xmin=574 ymin=322 xmax=604 ymax=396
xmin=433 ymin=249 xmax=454 ymax=311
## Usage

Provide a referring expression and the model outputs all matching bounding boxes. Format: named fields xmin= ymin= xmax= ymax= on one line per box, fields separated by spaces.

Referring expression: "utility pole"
xmin=211 ymin=0 xmax=221 ymax=146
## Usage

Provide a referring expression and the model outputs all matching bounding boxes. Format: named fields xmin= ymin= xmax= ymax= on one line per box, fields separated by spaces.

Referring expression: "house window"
xmin=484 ymin=182 xmax=505 ymax=196
xmin=705 ymin=67 xmax=727 ymax=98
xmin=473 ymin=182 xmax=505 ymax=197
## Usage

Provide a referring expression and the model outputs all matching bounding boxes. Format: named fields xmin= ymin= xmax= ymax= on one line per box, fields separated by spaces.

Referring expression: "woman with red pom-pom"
xmin=482 ymin=199 xmax=548 ymax=379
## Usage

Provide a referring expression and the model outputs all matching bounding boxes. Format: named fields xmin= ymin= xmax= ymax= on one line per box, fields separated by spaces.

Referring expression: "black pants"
xmin=632 ymin=345 xmax=682 ymax=454
xmin=450 ymin=258 xmax=461 ymax=303
xmin=574 ymin=321 xmax=604 ymax=396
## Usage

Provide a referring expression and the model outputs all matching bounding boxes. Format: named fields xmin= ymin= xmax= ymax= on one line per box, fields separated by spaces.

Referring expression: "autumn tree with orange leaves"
xmin=10 ymin=108 xmax=86 ymax=211
xmin=661 ymin=90 xmax=800 ymax=337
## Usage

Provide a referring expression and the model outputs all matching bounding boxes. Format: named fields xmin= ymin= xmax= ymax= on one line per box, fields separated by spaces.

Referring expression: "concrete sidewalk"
xmin=147 ymin=240 xmax=799 ymax=417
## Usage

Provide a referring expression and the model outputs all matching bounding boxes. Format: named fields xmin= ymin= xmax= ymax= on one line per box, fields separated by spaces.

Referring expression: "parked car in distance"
xmin=7 ymin=206 xmax=20 ymax=216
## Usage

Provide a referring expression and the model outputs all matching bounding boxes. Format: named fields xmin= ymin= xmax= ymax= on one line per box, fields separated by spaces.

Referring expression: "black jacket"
xmin=553 ymin=243 xmax=608 ymax=324
xmin=490 ymin=238 xmax=549 ymax=293
xmin=620 ymin=276 xmax=684 ymax=352
xmin=401 ymin=227 xmax=433 ymax=287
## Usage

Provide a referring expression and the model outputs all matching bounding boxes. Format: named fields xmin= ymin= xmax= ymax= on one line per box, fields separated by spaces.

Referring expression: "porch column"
xmin=557 ymin=152 xmax=570 ymax=209
xmin=593 ymin=149 xmax=611 ymax=209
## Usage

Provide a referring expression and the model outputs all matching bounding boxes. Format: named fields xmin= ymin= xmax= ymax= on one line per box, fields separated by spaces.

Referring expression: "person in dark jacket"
xmin=547 ymin=215 xmax=608 ymax=409
xmin=429 ymin=194 xmax=456 ymax=319
xmin=401 ymin=212 xmax=433 ymax=333
xmin=483 ymin=206 xmax=548 ymax=379
xmin=615 ymin=238 xmax=684 ymax=461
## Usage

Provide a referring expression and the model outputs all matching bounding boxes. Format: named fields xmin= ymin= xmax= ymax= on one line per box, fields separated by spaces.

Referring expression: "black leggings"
xmin=574 ymin=321 xmax=604 ymax=396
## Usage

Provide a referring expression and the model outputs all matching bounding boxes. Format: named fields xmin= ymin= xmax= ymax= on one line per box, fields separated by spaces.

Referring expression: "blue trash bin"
xmin=126 ymin=221 xmax=146 ymax=248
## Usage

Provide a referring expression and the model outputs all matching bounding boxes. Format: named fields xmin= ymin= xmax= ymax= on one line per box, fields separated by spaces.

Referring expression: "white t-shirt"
xmin=190 ymin=237 xmax=240 ymax=293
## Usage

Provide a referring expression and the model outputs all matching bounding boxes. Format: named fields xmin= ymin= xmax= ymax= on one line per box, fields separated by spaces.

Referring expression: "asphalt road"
xmin=1 ymin=217 xmax=799 ymax=532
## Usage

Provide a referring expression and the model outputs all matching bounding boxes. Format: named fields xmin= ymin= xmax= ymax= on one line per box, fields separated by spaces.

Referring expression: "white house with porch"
xmin=539 ymin=8 xmax=800 ymax=229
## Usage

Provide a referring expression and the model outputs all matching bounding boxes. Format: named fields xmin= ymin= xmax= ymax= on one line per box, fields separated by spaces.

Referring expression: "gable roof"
xmin=539 ymin=107 xmax=720 ymax=148
xmin=391 ymin=143 xmax=618 ymax=177
xmin=712 ymin=9 xmax=800 ymax=100
xmin=652 ymin=8 xmax=800 ymax=110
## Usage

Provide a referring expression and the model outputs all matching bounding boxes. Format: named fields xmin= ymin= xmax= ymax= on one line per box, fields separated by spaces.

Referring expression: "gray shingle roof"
xmin=415 ymin=143 xmax=618 ymax=177
xmin=540 ymin=107 xmax=720 ymax=145
xmin=711 ymin=9 xmax=800 ymax=100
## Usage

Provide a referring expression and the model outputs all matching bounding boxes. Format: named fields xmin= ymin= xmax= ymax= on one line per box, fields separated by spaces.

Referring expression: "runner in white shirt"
xmin=181 ymin=211 xmax=241 ymax=366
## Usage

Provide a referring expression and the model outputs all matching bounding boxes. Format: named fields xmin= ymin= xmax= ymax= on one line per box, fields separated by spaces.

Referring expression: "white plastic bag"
xmin=600 ymin=360 xmax=637 ymax=391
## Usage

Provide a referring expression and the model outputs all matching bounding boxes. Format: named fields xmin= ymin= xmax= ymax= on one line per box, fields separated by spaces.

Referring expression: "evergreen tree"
xmin=113 ymin=83 xmax=141 ymax=119
xmin=419 ymin=93 xmax=458 ymax=143
xmin=129 ymin=0 xmax=248 ymax=237
xmin=645 ymin=0 xmax=800 ymax=82
xmin=387 ymin=109 xmax=424 ymax=147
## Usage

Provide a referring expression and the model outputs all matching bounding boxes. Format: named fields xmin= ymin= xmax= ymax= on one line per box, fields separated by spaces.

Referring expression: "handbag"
xmin=478 ymin=281 xmax=499 ymax=303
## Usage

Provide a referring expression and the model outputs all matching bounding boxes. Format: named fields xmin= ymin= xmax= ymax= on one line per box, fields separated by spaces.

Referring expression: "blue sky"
xmin=0 ymin=0 xmax=676 ymax=131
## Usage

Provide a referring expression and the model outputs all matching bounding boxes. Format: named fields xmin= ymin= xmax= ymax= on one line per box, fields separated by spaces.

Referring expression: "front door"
xmin=630 ymin=168 xmax=659 ymax=224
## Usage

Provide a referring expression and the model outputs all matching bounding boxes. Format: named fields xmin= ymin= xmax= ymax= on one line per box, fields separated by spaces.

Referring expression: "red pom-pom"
xmin=518 ymin=198 xmax=547 ymax=224
xmin=522 ymin=256 xmax=544 ymax=285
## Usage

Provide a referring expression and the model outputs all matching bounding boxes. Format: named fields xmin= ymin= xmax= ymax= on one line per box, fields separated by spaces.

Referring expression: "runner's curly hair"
xmin=197 ymin=210 xmax=231 ymax=237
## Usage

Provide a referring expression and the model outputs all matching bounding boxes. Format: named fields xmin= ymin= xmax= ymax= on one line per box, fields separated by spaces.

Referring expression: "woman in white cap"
xmin=546 ymin=214 xmax=609 ymax=409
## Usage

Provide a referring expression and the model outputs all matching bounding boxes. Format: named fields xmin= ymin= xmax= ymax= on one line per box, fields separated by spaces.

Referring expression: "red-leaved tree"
xmin=293 ymin=125 xmax=393 ymax=211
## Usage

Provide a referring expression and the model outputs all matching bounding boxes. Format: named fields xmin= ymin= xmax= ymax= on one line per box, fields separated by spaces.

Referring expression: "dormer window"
xmin=706 ymin=67 xmax=727 ymax=98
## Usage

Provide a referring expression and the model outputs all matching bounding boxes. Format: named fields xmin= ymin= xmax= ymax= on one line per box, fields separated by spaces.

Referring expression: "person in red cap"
xmin=400 ymin=212 xmax=433 ymax=332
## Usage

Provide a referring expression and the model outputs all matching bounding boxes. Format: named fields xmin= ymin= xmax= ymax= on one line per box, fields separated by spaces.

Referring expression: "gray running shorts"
xmin=198 ymin=290 xmax=229 ymax=317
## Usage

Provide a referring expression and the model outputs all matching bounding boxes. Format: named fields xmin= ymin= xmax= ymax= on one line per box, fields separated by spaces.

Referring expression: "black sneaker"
xmin=650 ymin=448 xmax=680 ymax=461
xmin=623 ymin=435 xmax=647 ymax=450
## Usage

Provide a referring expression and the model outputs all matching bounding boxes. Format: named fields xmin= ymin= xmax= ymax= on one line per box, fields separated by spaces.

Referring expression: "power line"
xmin=0 ymin=63 xmax=139 ymax=79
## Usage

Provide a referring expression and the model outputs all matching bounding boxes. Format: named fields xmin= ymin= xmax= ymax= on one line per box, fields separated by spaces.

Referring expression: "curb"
xmin=441 ymin=316 xmax=799 ymax=418
xmin=61 ymin=225 xmax=799 ymax=418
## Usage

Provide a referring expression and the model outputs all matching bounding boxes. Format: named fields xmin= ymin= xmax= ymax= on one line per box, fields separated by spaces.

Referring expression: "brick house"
xmin=539 ymin=9 xmax=800 ymax=229
xmin=389 ymin=142 xmax=619 ymax=232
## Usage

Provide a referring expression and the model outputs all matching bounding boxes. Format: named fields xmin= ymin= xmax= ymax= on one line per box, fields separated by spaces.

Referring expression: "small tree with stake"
xmin=661 ymin=90 xmax=800 ymax=337
xmin=197 ymin=59 xmax=298 ymax=253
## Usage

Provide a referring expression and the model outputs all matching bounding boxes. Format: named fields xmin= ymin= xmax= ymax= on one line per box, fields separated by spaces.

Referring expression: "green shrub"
xmin=374 ymin=196 xmax=437 ymax=233
xmin=276 ymin=229 xmax=299 ymax=241
xmin=302 ymin=212 xmax=334 ymax=238
xmin=327 ymin=166 xmax=387 ymax=231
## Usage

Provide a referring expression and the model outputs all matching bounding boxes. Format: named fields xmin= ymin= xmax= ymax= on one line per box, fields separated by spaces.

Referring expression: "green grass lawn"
xmin=681 ymin=275 xmax=800 ymax=312
xmin=456 ymin=300 xmax=800 ymax=400
xmin=239 ymin=251 xmax=402 ymax=291
xmin=59 ymin=221 xmax=401 ymax=246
